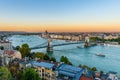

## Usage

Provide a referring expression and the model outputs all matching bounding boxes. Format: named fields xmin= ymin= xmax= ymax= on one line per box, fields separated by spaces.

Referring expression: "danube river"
xmin=8 ymin=35 xmax=120 ymax=74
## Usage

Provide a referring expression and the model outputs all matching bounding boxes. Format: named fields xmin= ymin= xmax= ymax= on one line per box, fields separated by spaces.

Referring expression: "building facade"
xmin=0 ymin=40 xmax=12 ymax=50
xmin=32 ymin=61 xmax=56 ymax=80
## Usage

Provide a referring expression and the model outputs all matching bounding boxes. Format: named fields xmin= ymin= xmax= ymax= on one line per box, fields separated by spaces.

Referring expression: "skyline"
xmin=0 ymin=0 xmax=120 ymax=32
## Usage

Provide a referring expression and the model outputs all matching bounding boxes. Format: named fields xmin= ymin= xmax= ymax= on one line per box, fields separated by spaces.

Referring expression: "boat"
xmin=96 ymin=53 xmax=105 ymax=57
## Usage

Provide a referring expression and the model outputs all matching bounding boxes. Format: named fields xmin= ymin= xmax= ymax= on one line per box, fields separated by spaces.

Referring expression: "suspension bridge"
xmin=30 ymin=35 xmax=93 ymax=53
xmin=30 ymin=40 xmax=85 ymax=50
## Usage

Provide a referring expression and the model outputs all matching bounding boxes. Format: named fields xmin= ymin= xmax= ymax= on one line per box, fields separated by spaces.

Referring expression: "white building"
xmin=104 ymin=35 xmax=119 ymax=40
xmin=63 ymin=35 xmax=71 ymax=40
xmin=12 ymin=51 xmax=22 ymax=60
xmin=0 ymin=50 xmax=22 ymax=66
xmin=107 ymin=73 xmax=118 ymax=80
xmin=0 ymin=40 xmax=12 ymax=50
xmin=0 ymin=50 xmax=4 ymax=66
xmin=71 ymin=35 xmax=80 ymax=41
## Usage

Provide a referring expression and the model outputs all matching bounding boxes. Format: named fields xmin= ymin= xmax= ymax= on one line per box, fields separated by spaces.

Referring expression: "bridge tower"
xmin=46 ymin=39 xmax=53 ymax=53
xmin=84 ymin=36 xmax=89 ymax=47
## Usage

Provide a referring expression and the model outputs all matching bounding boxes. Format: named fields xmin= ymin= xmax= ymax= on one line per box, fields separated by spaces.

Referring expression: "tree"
xmin=60 ymin=56 xmax=72 ymax=65
xmin=34 ymin=52 xmax=45 ymax=60
xmin=8 ymin=62 xmax=20 ymax=80
xmin=102 ymin=39 xmax=105 ymax=43
xmin=82 ymin=65 xmax=90 ymax=69
xmin=67 ymin=61 xmax=73 ymax=65
xmin=0 ymin=67 xmax=11 ymax=80
xmin=0 ymin=46 xmax=4 ymax=50
xmin=9 ymin=66 xmax=17 ymax=76
xmin=15 ymin=46 xmax=20 ymax=51
xmin=28 ymin=52 xmax=35 ymax=59
xmin=21 ymin=68 xmax=41 ymax=80
xmin=118 ymin=41 xmax=120 ymax=44
xmin=19 ymin=44 xmax=31 ymax=58
xmin=60 ymin=56 xmax=69 ymax=63
xmin=44 ymin=54 xmax=50 ymax=60
xmin=91 ymin=67 xmax=97 ymax=71
xmin=78 ymin=64 xmax=82 ymax=68
xmin=90 ymin=37 xmax=101 ymax=42
xmin=15 ymin=71 xmax=22 ymax=80
xmin=100 ymin=70 xmax=104 ymax=74
xmin=50 ymin=57 xmax=56 ymax=62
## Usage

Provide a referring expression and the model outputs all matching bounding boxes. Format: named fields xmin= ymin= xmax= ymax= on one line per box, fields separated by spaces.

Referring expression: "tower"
xmin=45 ymin=30 xmax=50 ymax=38
xmin=46 ymin=39 xmax=53 ymax=53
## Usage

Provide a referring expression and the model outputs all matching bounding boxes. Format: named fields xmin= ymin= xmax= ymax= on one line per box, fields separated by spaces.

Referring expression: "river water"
xmin=8 ymin=35 xmax=120 ymax=74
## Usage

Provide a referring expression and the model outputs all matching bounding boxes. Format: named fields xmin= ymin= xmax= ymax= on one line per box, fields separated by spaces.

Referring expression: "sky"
xmin=0 ymin=0 xmax=120 ymax=32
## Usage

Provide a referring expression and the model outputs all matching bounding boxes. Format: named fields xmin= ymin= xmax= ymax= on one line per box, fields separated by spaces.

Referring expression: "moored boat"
xmin=96 ymin=53 xmax=105 ymax=57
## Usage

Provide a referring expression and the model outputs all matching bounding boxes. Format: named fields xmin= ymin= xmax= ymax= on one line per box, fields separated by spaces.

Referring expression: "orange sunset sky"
xmin=0 ymin=23 xmax=120 ymax=32
xmin=0 ymin=0 xmax=120 ymax=32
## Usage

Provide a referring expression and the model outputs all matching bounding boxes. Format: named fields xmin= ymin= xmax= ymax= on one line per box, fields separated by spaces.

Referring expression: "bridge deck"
xmin=31 ymin=41 xmax=84 ymax=49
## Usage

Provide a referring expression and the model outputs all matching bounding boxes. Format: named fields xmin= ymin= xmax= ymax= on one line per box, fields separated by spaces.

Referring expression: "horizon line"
xmin=0 ymin=30 xmax=120 ymax=33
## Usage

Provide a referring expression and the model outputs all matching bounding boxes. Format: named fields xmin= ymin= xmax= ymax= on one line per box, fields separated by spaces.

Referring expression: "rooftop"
xmin=57 ymin=64 xmax=84 ymax=80
xmin=0 ymin=40 xmax=11 ymax=43
xmin=58 ymin=64 xmax=82 ymax=73
xmin=31 ymin=61 xmax=55 ymax=69
xmin=4 ymin=50 xmax=15 ymax=57
xmin=37 ymin=59 xmax=60 ymax=68
xmin=80 ymin=75 xmax=93 ymax=80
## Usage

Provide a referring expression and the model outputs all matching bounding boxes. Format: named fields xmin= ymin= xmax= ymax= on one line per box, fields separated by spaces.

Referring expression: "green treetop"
xmin=21 ymin=68 xmax=41 ymax=80
xmin=60 ymin=56 xmax=72 ymax=65
xmin=19 ymin=44 xmax=31 ymax=58
xmin=33 ymin=52 xmax=45 ymax=60
xmin=0 ymin=67 xmax=11 ymax=80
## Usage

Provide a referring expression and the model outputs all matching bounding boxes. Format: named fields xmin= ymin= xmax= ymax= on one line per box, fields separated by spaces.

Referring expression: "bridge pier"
xmin=46 ymin=39 xmax=53 ymax=53
xmin=84 ymin=41 xmax=89 ymax=47
xmin=84 ymin=36 xmax=89 ymax=47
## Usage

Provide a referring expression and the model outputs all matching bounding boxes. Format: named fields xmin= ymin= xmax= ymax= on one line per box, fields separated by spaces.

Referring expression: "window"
xmin=42 ymin=69 xmax=44 ymax=72
xmin=42 ymin=73 xmax=44 ymax=77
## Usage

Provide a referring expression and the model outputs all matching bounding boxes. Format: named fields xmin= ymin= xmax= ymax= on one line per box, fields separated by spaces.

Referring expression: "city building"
xmin=57 ymin=35 xmax=64 ymax=40
xmin=56 ymin=63 xmax=84 ymax=80
xmin=0 ymin=50 xmax=4 ymax=66
xmin=0 ymin=50 xmax=22 ymax=66
xmin=0 ymin=40 xmax=12 ymax=50
xmin=63 ymin=35 xmax=72 ymax=40
xmin=71 ymin=35 xmax=80 ymax=41
xmin=12 ymin=51 xmax=22 ymax=60
xmin=31 ymin=61 xmax=56 ymax=80
xmin=103 ymin=34 xmax=119 ymax=40
xmin=80 ymin=75 xmax=92 ymax=80
xmin=107 ymin=71 xmax=119 ymax=80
